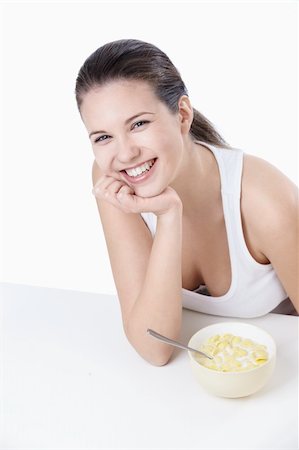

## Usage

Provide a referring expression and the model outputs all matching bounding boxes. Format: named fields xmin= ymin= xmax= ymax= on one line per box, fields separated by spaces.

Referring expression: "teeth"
xmin=125 ymin=159 xmax=155 ymax=177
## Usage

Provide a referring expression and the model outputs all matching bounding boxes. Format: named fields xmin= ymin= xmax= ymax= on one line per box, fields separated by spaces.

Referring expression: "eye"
xmin=132 ymin=120 xmax=149 ymax=129
xmin=94 ymin=134 xmax=110 ymax=144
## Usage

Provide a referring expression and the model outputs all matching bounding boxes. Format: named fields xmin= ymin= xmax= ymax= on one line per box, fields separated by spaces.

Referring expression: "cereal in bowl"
xmin=195 ymin=333 xmax=269 ymax=372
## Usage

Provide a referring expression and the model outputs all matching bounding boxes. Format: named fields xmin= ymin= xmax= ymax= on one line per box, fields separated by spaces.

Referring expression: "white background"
xmin=1 ymin=1 xmax=298 ymax=295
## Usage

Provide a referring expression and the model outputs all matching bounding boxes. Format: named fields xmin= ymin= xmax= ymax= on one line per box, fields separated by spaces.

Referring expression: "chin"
xmin=134 ymin=185 xmax=164 ymax=199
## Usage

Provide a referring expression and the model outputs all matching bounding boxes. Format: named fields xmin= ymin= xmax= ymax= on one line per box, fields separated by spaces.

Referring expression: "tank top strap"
xmin=197 ymin=141 xmax=244 ymax=198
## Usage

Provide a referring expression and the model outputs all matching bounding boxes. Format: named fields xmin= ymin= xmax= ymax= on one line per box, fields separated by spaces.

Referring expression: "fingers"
xmin=118 ymin=184 xmax=135 ymax=195
xmin=93 ymin=178 xmax=120 ymax=196
xmin=92 ymin=175 xmax=181 ymax=216
xmin=93 ymin=176 xmax=127 ymax=198
xmin=115 ymin=186 xmax=182 ymax=215
xmin=115 ymin=191 xmax=150 ymax=213
xmin=92 ymin=175 xmax=135 ymax=213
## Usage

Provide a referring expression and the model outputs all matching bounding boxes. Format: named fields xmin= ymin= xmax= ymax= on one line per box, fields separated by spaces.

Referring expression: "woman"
xmin=75 ymin=39 xmax=298 ymax=366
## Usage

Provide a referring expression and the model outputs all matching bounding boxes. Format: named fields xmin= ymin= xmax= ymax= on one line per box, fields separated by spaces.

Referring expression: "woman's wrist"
xmin=156 ymin=201 xmax=183 ymax=225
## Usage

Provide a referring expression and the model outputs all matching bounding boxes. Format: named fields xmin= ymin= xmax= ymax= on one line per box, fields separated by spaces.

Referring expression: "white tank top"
xmin=140 ymin=141 xmax=292 ymax=318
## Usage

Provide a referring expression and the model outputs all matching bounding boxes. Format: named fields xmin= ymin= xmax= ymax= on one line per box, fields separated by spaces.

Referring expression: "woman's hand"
xmin=92 ymin=174 xmax=182 ymax=216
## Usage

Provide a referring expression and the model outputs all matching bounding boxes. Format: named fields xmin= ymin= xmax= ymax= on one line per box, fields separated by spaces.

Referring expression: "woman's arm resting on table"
xmin=243 ymin=154 xmax=299 ymax=312
xmin=92 ymin=160 xmax=183 ymax=366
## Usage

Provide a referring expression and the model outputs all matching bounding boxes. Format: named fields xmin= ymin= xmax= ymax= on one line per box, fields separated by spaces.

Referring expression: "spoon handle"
xmin=147 ymin=329 xmax=213 ymax=359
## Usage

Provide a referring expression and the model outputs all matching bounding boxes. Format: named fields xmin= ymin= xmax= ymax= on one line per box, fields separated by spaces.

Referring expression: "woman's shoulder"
xmin=241 ymin=152 xmax=297 ymax=208
xmin=241 ymin=152 xmax=298 ymax=245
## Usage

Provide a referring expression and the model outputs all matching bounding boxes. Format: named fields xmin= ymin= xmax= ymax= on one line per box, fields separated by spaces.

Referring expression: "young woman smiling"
xmin=75 ymin=39 xmax=298 ymax=366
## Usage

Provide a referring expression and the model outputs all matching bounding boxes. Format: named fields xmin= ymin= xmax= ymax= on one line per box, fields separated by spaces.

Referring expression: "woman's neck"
xmin=170 ymin=139 xmax=220 ymax=217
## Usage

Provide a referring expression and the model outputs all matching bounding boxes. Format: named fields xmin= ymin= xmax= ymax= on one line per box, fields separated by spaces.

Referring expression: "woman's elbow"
xmin=132 ymin=339 xmax=174 ymax=366
xmin=147 ymin=349 xmax=173 ymax=367
xmin=125 ymin=326 xmax=174 ymax=366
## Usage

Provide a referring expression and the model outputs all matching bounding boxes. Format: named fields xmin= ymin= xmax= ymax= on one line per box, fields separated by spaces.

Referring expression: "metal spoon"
xmin=147 ymin=328 xmax=213 ymax=359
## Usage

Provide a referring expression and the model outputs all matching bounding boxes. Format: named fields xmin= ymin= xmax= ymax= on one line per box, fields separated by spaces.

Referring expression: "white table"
xmin=1 ymin=283 xmax=298 ymax=450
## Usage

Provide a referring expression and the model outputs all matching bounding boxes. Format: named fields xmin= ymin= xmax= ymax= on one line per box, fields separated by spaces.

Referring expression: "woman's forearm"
xmin=126 ymin=206 xmax=183 ymax=366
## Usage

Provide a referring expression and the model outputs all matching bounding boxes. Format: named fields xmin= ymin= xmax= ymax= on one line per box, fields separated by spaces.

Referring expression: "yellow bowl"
xmin=188 ymin=322 xmax=276 ymax=398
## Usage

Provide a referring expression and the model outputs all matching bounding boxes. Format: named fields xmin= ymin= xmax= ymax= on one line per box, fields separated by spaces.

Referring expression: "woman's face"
xmin=80 ymin=79 xmax=188 ymax=197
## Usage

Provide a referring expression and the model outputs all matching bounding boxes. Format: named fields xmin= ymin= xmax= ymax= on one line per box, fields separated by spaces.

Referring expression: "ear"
xmin=177 ymin=95 xmax=194 ymax=134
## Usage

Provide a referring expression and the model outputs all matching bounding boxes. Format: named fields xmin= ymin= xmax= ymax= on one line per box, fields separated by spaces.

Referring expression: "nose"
xmin=116 ymin=135 xmax=141 ymax=164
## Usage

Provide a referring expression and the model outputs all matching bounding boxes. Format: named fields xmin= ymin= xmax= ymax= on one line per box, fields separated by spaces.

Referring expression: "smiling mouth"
xmin=122 ymin=158 xmax=157 ymax=178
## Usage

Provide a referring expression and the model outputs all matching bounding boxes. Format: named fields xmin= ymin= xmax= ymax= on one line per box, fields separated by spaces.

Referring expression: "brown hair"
xmin=75 ymin=39 xmax=231 ymax=149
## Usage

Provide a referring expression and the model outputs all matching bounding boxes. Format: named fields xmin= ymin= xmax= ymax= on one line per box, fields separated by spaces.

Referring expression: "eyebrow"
xmin=88 ymin=111 xmax=155 ymax=139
